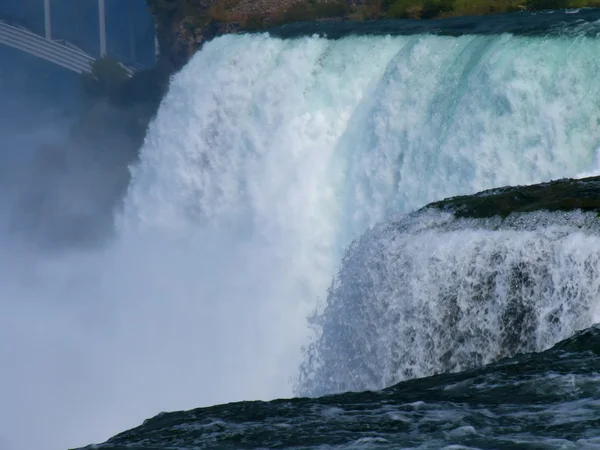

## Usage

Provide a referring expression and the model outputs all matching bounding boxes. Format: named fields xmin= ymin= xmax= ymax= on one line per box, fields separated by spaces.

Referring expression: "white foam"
xmin=299 ymin=211 xmax=600 ymax=395
xmin=576 ymin=147 xmax=600 ymax=178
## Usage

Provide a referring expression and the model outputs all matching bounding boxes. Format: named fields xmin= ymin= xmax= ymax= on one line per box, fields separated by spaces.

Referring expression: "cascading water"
xmin=123 ymin=32 xmax=600 ymax=241
xmin=119 ymin=31 xmax=600 ymax=401
xmin=5 ymin=24 xmax=600 ymax=450
xmin=298 ymin=209 xmax=600 ymax=396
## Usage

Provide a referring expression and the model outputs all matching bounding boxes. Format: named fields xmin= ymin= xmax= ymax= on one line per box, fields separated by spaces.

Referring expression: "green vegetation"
xmin=82 ymin=57 xmax=168 ymax=109
xmin=391 ymin=0 xmax=453 ymax=19
xmin=280 ymin=0 xmax=350 ymax=23
xmin=147 ymin=0 xmax=241 ymax=28
xmin=79 ymin=56 xmax=171 ymax=156
xmin=81 ymin=58 xmax=129 ymax=102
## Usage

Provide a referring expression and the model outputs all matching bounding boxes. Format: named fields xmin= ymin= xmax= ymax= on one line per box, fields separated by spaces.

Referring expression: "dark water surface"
xmin=78 ymin=326 xmax=600 ymax=449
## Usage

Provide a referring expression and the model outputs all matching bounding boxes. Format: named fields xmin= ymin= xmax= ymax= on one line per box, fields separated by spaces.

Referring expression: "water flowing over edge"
xmin=298 ymin=208 xmax=600 ymax=396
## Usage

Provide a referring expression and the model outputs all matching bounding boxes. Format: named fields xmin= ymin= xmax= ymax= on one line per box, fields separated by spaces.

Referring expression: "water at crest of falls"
xmin=3 ymin=27 xmax=600 ymax=450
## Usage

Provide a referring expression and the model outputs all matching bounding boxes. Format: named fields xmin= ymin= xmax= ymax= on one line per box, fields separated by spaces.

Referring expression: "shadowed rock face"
xmin=232 ymin=0 xmax=307 ymax=17
xmin=423 ymin=176 xmax=600 ymax=219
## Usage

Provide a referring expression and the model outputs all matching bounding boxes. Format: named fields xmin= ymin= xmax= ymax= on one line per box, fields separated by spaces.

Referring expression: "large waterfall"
xmin=4 ymin=27 xmax=600 ymax=450
xmin=120 ymin=31 xmax=600 ymax=399
xmin=124 ymin=32 xmax=600 ymax=237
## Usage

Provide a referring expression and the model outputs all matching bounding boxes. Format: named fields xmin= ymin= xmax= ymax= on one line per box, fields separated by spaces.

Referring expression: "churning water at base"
xmin=5 ymin=24 xmax=600 ymax=450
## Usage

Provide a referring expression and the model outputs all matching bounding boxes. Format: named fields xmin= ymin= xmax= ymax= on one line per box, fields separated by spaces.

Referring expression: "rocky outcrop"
xmin=148 ymin=0 xmax=359 ymax=71
xmin=232 ymin=0 xmax=306 ymax=17
xmin=424 ymin=176 xmax=600 ymax=219
xmin=148 ymin=0 xmax=600 ymax=73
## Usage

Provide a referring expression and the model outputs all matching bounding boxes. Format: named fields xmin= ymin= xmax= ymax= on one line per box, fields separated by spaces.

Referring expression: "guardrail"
xmin=0 ymin=20 xmax=135 ymax=77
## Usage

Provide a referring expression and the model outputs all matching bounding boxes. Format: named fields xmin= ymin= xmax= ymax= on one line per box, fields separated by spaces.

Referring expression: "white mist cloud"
xmin=0 ymin=229 xmax=315 ymax=450
xmin=0 ymin=81 xmax=315 ymax=450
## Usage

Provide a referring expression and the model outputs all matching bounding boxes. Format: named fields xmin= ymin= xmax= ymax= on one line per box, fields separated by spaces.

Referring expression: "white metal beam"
xmin=0 ymin=21 xmax=94 ymax=74
xmin=44 ymin=0 xmax=51 ymax=40
xmin=98 ymin=0 xmax=107 ymax=57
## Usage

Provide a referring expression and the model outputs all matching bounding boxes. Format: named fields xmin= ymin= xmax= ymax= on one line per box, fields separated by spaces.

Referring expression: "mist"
xmin=0 ymin=43 xmax=310 ymax=450
xmin=0 ymin=2 xmax=280 ymax=448
xmin=0 ymin=47 xmax=162 ymax=450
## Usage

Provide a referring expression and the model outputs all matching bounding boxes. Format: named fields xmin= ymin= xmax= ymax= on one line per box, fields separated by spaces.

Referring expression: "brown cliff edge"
xmin=147 ymin=0 xmax=600 ymax=68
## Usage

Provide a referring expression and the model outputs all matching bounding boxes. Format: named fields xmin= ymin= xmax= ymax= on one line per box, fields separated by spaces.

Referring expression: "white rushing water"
xmin=299 ymin=210 xmax=600 ymax=396
xmin=3 ymin=32 xmax=600 ymax=450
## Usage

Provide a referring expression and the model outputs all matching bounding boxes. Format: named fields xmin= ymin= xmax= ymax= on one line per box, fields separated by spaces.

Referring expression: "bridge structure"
xmin=0 ymin=0 xmax=156 ymax=77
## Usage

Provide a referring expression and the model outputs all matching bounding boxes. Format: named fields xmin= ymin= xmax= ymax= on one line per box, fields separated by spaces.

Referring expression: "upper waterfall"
xmin=121 ymin=30 xmax=600 ymax=400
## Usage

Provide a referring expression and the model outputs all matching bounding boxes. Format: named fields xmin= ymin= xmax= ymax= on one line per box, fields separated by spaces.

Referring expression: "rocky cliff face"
xmin=149 ymin=0 xmax=360 ymax=71
xmin=233 ymin=0 xmax=309 ymax=17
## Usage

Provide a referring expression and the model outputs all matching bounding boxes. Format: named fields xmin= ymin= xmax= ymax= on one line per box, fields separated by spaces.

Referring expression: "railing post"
xmin=129 ymin=0 xmax=137 ymax=63
xmin=44 ymin=0 xmax=51 ymax=40
xmin=98 ymin=0 xmax=107 ymax=57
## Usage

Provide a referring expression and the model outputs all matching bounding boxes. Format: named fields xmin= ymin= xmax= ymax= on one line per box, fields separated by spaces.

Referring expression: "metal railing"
xmin=0 ymin=19 xmax=136 ymax=77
